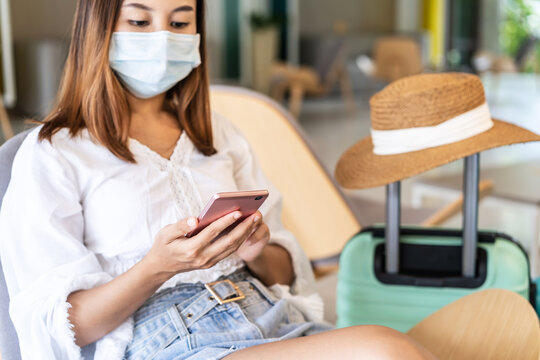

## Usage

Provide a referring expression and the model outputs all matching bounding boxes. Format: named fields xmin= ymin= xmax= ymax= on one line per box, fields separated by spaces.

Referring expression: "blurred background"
xmin=1 ymin=0 xmax=540 ymax=275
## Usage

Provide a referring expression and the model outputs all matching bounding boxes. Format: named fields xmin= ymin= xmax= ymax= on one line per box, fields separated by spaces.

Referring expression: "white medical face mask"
xmin=109 ymin=31 xmax=201 ymax=99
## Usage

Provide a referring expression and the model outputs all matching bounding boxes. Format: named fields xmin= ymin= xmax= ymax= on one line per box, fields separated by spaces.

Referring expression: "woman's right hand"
xmin=144 ymin=211 xmax=263 ymax=282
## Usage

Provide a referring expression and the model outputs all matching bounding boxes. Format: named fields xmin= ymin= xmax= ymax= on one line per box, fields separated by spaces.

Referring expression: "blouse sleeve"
xmin=0 ymin=129 xmax=130 ymax=360
xmin=213 ymin=114 xmax=325 ymax=322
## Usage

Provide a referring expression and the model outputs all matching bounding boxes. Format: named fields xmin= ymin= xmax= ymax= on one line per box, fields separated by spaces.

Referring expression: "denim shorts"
xmin=123 ymin=268 xmax=334 ymax=360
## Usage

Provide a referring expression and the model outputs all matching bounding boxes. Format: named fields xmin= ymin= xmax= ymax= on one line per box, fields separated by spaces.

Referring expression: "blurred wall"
xmin=10 ymin=0 xmax=232 ymax=83
xmin=11 ymin=0 xmax=75 ymax=41
xmin=206 ymin=0 xmax=226 ymax=80
xmin=299 ymin=0 xmax=395 ymax=35
xmin=480 ymin=0 xmax=500 ymax=53
xmin=10 ymin=0 xmax=75 ymax=115
xmin=395 ymin=0 xmax=422 ymax=33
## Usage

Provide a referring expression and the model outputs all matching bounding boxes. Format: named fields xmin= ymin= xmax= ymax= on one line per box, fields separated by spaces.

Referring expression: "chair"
xmin=355 ymin=36 xmax=423 ymax=83
xmin=373 ymin=36 xmax=423 ymax=82
xmin=473 ymin=36 xmax=539 ymax=75
xmin=269 ymin=37 xmax=356 ymax=118
xmin=0 ymin=131 xmax=27 ymax=360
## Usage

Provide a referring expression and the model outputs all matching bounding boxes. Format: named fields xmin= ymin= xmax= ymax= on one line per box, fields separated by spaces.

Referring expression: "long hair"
xmin=39 ymin=0 xmax=215 ymax=162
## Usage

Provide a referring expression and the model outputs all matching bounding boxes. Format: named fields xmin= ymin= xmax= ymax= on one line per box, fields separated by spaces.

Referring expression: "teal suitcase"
xmin=337 ymin=226 xmax=534 ymax=331
xmin=337 ymin=154 xmax=536 ymax=332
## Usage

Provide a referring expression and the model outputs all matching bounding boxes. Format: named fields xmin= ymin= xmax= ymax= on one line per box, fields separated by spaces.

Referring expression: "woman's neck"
xmin=127 ymin=92 xmax=182 ymax=159
xmin=128 ymin=92 xmax=179 ymax=130
xmin=129 ymin=94 xmax=164 ymax=114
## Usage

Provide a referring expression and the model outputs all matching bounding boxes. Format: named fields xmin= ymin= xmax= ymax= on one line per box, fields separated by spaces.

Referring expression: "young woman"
xmin=0 ymin=0 xmax=435 ymax=359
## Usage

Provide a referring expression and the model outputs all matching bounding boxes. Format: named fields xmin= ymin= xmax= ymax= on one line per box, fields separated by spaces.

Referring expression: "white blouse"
xmin=0 ymin=113 xmax=323 ymax=360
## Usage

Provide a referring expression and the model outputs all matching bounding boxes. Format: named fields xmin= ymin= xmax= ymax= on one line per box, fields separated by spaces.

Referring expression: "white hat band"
xmin=371 ymin=102 xmax=494 ymax=155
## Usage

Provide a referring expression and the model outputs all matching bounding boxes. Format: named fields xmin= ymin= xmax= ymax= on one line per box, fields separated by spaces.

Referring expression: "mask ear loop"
xmin=171 ymin=92 xmax=180 ymax=108
xmin=164 ymin=91 xmax=180 ymax=114
xmin=166 ymin=92 xmax=183 ymax=128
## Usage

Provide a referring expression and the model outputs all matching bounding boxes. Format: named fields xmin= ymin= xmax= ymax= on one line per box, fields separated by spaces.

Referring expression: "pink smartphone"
xmin=185 ymin=190 xmax=269 ymax=238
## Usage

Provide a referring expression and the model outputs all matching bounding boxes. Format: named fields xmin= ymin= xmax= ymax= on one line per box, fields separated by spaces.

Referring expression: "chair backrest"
xmin=300 ymin=36 xmax=348 ymax=84
xmin=0 ymin=87 xmax=361 ymax=357
xmin=374 ymin=36 xmax=422 ymax=82
xmin=210 ymin=85 xmax=361 ymax=260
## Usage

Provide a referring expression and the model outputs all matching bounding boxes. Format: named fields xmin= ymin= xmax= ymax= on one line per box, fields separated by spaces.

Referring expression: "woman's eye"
xmin=128 ymin=20 xmax=149 ymax=27
xmin=171 ymin=22 xmax=189 ymax=29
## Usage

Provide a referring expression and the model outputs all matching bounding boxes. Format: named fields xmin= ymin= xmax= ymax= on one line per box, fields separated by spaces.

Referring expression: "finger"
xmin=196 ymin=211 xmax=243 ymax=244
xmin=203 ymin=241 xmax=242 ymax=266
xmin=161 ymin=216 xmax=199 ymax=243
xmin=246 ymin=223 xmax=268 ymax=245
xmin=250 ymin=211 xmax=263 ymax=225
xmin=166 ymin=212 xmax=243 ymax=261
xmin=226 ymin=212 xmax=262 ymax=240
xmin=228 ymin=210 xmax=263 ymax=234
xmin=205 ymin=213 xmax=260 ymax=254
xmin=208 ymin=222 xmax=267 ymax=262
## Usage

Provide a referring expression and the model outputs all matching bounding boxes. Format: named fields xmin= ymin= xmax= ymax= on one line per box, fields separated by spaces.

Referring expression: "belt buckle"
xmin=204 ymin=279 xmax=246 ymax=305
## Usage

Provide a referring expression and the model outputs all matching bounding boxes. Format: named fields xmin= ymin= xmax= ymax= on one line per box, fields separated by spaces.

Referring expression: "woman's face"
xmin=115 ymin=0 xmax=197 ymax=34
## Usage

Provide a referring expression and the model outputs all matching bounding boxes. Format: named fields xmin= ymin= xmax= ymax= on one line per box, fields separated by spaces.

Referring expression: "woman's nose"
xmin=151 ymin=17 xmax=170 ymax=32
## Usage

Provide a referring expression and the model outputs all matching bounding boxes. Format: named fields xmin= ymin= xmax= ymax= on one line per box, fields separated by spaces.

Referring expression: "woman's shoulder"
xmin=15 ymin=126 xmax=115 ymax=171
xmin=211 ymin=111 xmax=232 ymax=135
xmin=211 ymin=111 xmax=247 ymax=148
xmin=18 ymin=126 xmax=93 ymax=159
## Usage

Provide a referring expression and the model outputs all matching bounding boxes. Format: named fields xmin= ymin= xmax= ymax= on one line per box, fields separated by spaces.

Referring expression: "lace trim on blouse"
xmin=128 ymin=132 xmax=204 ymax=218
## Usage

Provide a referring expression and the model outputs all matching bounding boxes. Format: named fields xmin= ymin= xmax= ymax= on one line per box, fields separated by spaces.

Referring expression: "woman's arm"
xmin=68 ymin=211 xmax=262 ymax=347
xmin=235 ymin=222 xmax=294 ymax=287
xmin=67 ymin=256 xmax=166 ymax=347
xmin=245 ymin=243 xmax=294 ymax=286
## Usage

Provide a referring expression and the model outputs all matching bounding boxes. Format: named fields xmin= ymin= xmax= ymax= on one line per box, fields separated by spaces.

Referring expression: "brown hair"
xmin=39 ymin=0 xmax=215 ymax=162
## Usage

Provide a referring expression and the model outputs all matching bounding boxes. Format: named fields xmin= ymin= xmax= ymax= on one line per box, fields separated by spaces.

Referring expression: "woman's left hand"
xmin=235 ymin=220 xmax=270 ymax=263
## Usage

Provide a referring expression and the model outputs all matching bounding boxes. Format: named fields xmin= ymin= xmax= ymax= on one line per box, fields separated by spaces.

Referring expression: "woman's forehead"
xmin=121 ymin=0 xmax=197 ymax=11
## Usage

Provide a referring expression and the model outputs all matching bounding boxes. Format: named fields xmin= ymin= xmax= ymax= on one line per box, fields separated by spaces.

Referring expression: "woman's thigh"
xmin=224 ymin=325 xmax=436 ymax=360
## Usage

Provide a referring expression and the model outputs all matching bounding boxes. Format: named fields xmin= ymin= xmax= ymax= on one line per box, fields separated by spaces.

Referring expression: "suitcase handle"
xmin=462 ymin=154 xmax=480 ymax=277
xmin=385 ymin=153 xmax=480 ymax=278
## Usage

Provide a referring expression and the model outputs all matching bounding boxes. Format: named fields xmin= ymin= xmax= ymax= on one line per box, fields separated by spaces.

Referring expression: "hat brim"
xmin=335 ymin=119 xmax=540 ymax=189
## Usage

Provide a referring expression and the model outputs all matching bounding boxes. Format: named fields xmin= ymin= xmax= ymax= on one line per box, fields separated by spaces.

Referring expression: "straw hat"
xmin=335 ymin=72 xmax=540 ymax=189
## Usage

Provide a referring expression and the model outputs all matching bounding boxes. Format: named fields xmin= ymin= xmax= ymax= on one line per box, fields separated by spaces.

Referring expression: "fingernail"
xmin=233 ymin=212 xmax=242 ymax=220
xmin=253 ymin=215 xmax=260 ymax=223
xmin=187 ymin=217 xmax=197 ymax=228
